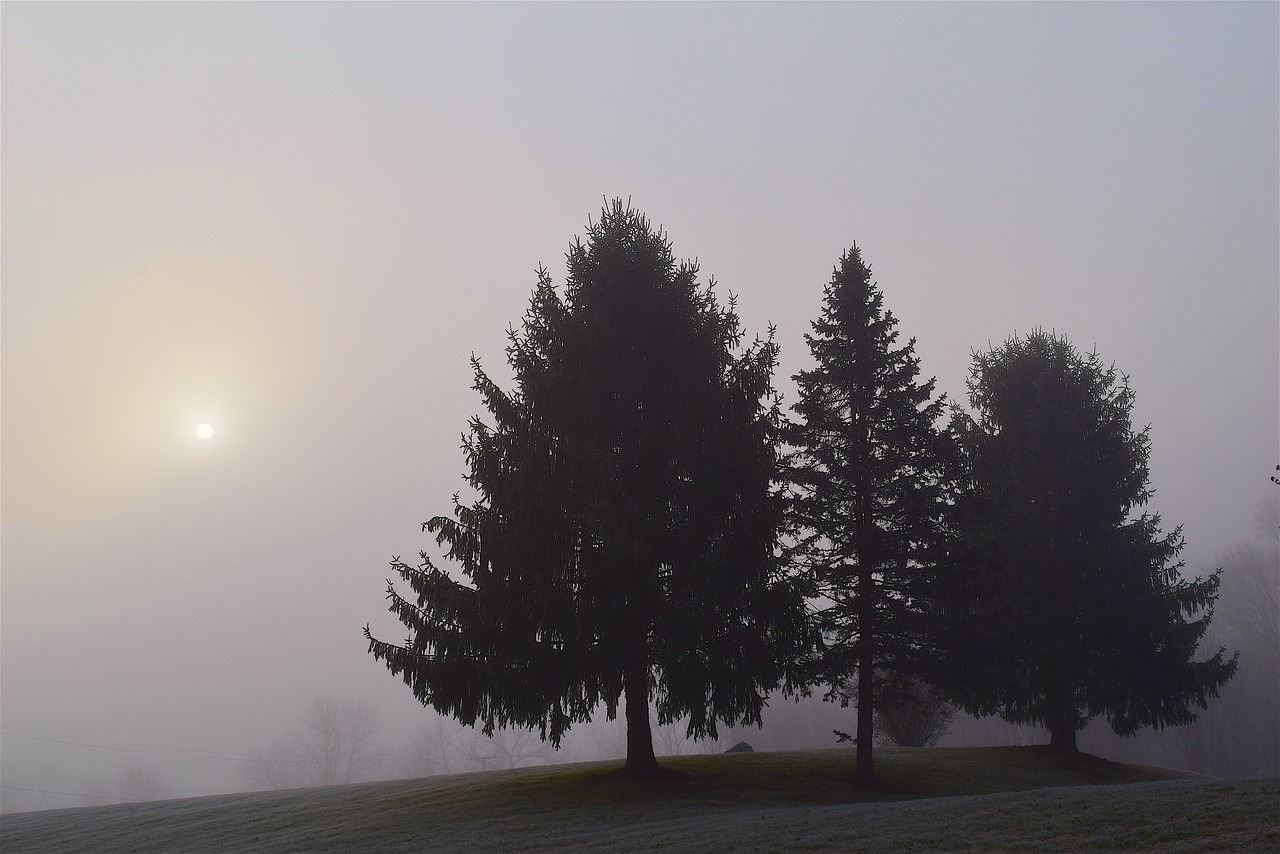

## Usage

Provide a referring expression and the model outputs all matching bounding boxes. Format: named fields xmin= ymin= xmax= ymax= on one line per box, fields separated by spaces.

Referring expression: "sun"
xmin=196 ymin=423 xmax=214 ymax=441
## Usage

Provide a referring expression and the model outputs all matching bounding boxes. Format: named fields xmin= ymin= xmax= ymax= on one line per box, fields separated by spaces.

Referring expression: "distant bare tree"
xmin=652 ymin=715 xmax=721 ymax=756
xmin=874 ymin=674 xmax=956 ymax=748
xmin=112 ymin=762 xmax=167 ymax=802
xmin=457 ymin=726 xmax=553 ymax=772
xmin=1218 ymin=545 xmax=1279 ymax=664
xmin=245 ymin=697 xmax=384 ymax=789
xmin=1172 ymin=536 xmax=1279 ymax=777
xmin=244 ymin=744 xmax=298 ymax=790
xmin=562 ymin=709 xmax=626 ymax=763
xmin=942 ymin=713 xmax=1046 ymax=748
xmin=394 ymin=715 xmax=461 ymax=779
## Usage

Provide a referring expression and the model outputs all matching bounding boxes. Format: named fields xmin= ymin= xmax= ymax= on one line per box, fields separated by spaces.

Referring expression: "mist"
xmin=3 ymin=3 xmax=1276 ymax=811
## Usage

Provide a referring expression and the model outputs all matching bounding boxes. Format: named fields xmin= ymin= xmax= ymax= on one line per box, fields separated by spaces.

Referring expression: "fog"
xmin=3 ymin=3 xmax=1276 ymax=811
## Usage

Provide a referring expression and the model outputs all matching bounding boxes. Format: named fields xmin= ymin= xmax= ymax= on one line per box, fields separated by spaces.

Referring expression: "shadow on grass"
xmin=511 ymin=745 xmax=1200 ymax=812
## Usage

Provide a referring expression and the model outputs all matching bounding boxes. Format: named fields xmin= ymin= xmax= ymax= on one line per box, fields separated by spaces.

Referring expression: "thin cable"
xmin=0 ymin=727 xmax=261 ymax=762
xmin=0 ymin=784 xmax=145 ymax=803
xmin=1 ymin=731 xmax=246 ymax=761
xmin=2 ymin=768 xmax=206 ymax=797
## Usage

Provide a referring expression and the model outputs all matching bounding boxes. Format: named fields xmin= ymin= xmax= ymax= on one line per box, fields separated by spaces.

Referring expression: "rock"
xmin=724 ymin=741 xmax=754 ymax=753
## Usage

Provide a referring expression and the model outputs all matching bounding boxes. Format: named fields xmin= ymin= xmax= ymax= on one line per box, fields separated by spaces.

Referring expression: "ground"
xmin=2 ymin=747 xmax=1276 ymax=852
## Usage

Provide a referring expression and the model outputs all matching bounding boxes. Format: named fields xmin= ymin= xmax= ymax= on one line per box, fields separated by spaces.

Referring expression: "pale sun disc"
xmin=196 ymin=423 xmax=214 ymax=441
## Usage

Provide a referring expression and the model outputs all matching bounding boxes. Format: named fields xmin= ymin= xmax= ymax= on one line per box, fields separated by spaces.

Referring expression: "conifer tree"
xmin=941 ymin=330 xmax=1237 ymax=758
xmin=786 ymin=245 xmax=953 ymax=785
xmin=365 ymin=201 xmax=809 ymax=776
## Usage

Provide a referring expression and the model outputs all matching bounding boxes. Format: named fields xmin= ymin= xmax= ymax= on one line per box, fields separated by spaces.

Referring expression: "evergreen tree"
xmin=786 ymin=245 xmax=953 ymax=785
xmin=365 ymin=201 xmax=809 ymax=776
xmin=941 ymin=330 xmax=1237 ymax=758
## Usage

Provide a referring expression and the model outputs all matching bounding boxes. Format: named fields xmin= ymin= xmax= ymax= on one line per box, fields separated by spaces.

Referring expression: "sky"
xmin=3 ymin=2 xmax=1277 ymax=804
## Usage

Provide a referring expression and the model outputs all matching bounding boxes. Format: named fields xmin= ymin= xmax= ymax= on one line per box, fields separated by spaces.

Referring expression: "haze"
xmin=3 ymin=3 xmax=1276 ymax=808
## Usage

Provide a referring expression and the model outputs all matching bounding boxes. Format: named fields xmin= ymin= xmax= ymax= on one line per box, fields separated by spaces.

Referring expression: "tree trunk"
xmin=1049 ymin=673 xmax=1078 ymax=760
xmin=852 ymin=370 xmax=876 ymax=787
xmin=855 ymin=559 xmax=875 ymax=785
xmin=623 ymin=641 xmax=660 ymax=777
xmin=1049 ymin=718 xmax=1079 ymax=759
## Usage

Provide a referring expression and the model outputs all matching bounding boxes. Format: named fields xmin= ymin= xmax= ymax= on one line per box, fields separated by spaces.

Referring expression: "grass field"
xmin=2 ymin=746 xmax=1276 ymax=852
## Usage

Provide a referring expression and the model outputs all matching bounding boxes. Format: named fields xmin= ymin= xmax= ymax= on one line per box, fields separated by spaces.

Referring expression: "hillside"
xmin=2 ymin=746 xmax=1276 ymax=852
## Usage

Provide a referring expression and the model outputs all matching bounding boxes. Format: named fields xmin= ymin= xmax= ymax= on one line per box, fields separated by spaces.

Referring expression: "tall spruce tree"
xmin=365 ymin=201 xmax=808 ymax=776
xmin=786 ymin=245 xmax=952 ymax=785
xmin=941 ymin=330 xmax=1237 ymax=758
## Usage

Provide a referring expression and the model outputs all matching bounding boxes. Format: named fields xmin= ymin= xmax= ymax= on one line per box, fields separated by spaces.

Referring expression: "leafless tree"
xmin=394 ymin=715 xmax=461 ymax=779
xmin=943 ymin=713 xmax=1047 ymax=748
xmin=649 ymin=713 xmax=726 ymax=756
xmin=111 ymin=762 xmax=168 ymax=802
xmin=562 ymin=709 xmax=626 ymax=763
xmin=456 ymin=726 xmax=553 ymax=772
xmin=874 ymin=674 xmax=956 ymax=748
xmin=1185 ymin=541 xmax=1278 ymax=776
xmin=245 ymin=697 xmax=385 ymax=789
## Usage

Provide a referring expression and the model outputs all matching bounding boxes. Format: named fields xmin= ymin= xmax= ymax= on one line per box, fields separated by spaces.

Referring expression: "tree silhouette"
xmin=873 ymin=673 xmax=956 ymax=748
xmin=245 ymin=697 xmax=384 ymax=789
xmin=366 ymin=200 xmax=809 ymax=776
xmin=785 ymin=244 xmax=954 ymax=784
xmin=941 ymin=330 xmax=1237 ymax=758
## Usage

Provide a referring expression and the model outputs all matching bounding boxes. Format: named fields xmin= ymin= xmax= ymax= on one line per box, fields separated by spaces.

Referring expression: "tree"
xmin=873 ymin=673 xmax=955 ymax=748
xmin=366 ymin=200 xmax=809 ymax=776
xmin=394 ymin=716 xmax=461 ymax=779
xmin=245 ymin=697 xmax=384 ymax=789
xmin=941 ymin=330 xmax=1237 ymax=758
xmin=1170 ymin=515 xmax=1278 ymax=778
xmin=785 ymin=244 xmax=953 ymax=784
xmin=110 ymin=762 xmax=168 ymax=803
xmin=456 ymin=726 xmax=555 ymax=772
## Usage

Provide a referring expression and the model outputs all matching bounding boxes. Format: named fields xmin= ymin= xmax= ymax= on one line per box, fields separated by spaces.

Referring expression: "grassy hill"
xmin=2 ymin=746 xmax=1276 ymax=852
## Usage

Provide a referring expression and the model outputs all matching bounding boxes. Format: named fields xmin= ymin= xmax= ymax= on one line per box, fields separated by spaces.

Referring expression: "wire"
xmin=0 ymin=785 xmax=145 ymax=803
xmin=2 ymin=768 xmax=206 ymax=798
xmin=0 ymin=726 xmax=265 ymax=763
xmin=6 ymin=768 xmax=131 ymax=788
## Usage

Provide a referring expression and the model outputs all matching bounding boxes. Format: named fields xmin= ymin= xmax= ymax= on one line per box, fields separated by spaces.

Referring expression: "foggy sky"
xmin=3 ymin=3 xmax=1277 ymax=802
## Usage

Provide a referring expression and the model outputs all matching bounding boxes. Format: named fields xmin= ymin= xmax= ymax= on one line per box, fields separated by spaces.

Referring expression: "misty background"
xmin=3 ymin=3 xmax=1276 ymax=811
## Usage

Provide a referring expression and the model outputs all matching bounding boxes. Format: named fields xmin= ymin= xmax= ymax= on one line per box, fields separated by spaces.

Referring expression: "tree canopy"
xmin=939 ymin=330 xmax=1237 ymax=757
xmin=365 ymin=200 xmax=809 ymax=776
xmin=786 ymin=245 xmax=953 ymax=783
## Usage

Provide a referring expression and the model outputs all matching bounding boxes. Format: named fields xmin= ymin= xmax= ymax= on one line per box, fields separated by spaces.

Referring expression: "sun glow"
xmin=196 ymin=423 xmax=214 ymax=441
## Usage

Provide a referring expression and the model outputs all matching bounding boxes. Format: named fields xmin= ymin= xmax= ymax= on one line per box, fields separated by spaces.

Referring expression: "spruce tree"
xmin=365 ymin=201 xmax=809 ymax=776
xmin=942 ymin=330 xmax=1237 ymax=758
xmin=786 ymin=244 xmax=953 ymax=785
